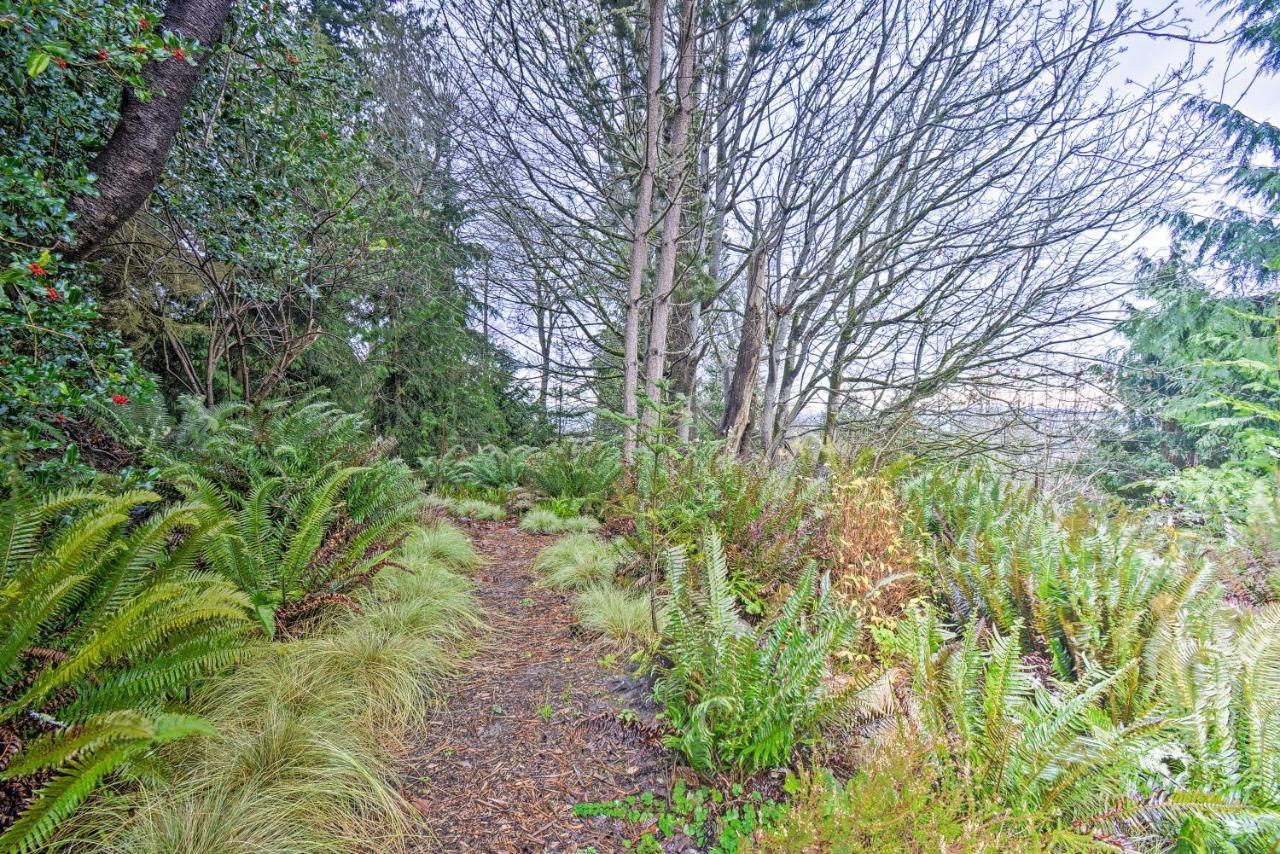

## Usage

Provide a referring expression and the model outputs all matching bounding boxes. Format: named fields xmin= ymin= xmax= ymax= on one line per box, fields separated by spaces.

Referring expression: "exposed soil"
xmin=402 ymin=519 xmax=676 ymax=853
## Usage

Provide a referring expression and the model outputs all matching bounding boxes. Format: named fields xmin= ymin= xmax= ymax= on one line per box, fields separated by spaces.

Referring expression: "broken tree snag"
xmin=66 ymin=0 xmax=235 ymax=260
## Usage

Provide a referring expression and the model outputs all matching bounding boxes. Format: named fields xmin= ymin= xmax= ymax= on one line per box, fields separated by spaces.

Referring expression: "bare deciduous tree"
xmin=446 ymin=0 xmax=1205 ymax=456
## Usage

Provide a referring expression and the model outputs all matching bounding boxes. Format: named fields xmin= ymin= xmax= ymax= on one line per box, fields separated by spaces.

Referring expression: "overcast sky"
xmin=1125 ymin=0 xmax=1276 ymax=123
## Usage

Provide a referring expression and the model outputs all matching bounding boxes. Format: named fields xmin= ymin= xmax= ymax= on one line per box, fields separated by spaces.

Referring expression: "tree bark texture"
xmin=67 ymin=0 xmax=234 ymax=259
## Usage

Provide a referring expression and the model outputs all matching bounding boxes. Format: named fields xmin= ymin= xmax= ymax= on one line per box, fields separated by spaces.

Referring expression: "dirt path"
xmin=403 ymin=519 xmax=672 ymax=852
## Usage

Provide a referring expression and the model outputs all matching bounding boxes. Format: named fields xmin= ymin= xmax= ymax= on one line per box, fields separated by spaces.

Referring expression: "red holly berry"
xmin=171 ymin=47 xmax=187 ymax=61
xmin=28 ymin=262 xmax=47 ymax=276
xmin=45 ymin=287 xmax=59 ymax=301
xmin=111 ymin=394 xmax=130 ymax=405
xmin=139 ymin=16 xmax=149 ymax=29
xmin=54 ymin=413 xmax=66 ymax=424
xmin=97 ymin=48 xmax=109 ymax=61
xmin=55 ymin=58 xmax=68 ymax=69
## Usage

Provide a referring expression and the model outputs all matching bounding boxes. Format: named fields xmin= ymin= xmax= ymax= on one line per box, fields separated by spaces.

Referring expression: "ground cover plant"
xmin=446 ymin=498 xmax=507 ymax=522
xmin=520 ymin=507 xmax=601 ymax=535
xmin=533 ymin=532 xmax=628 ymax=590
xmin=572 ymin=583 xmax=662 ymax=653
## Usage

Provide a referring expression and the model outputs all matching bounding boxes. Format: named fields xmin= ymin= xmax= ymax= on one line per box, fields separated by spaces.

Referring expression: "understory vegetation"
xmin=0 ymin=399 xmax=479 ymax=852
xmin=533 ymin=451 xmax=1280 ymax=850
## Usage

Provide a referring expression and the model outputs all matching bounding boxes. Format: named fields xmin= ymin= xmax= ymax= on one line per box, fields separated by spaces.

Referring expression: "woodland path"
xmin=402 ymin=519 xmax=673 ymax=852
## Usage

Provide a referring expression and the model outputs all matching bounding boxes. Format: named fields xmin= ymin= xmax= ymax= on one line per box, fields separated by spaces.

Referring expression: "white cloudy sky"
xmin=1162 ymin=1 xmax=1276 ymax=122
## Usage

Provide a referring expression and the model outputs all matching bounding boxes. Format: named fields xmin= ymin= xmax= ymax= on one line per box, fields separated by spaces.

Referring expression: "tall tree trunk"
xmin=719 ymin=207 xmax=767 ymax=455
xmin=66 ymin=0 xmax=234 ymax=259
xmin=622 ymin=0 xmax=664 ymax=467
xmin=822 ymin=300 xmax=856 ymax=444
xmin=642 ymin=0 xmax=699 ymax=433
xmin=671 ymin=297 xmax=701 ymax=441
xmin=535 ymin=282 xmax=552 ymax=413
xmin=759 ymin=309 xmax=786 ymax=453
xmin=671 ymin=112 xmax=710 ymax=443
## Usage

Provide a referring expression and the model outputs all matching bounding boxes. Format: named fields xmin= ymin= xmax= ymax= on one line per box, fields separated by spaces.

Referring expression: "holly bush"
xmin=0 ymin=1 xmax=195 ymax=476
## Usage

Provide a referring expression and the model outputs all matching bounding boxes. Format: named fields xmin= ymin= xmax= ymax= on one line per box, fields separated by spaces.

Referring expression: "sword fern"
xmin=0 ymin=486 xmax=250 ymax=853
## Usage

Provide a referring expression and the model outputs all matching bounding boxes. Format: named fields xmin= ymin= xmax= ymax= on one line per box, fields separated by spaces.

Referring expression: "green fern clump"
xmin=903 ymin=465 xmax=1210 ymax=720
xmin=0 ymin=486 xmax=251 ymax=853
xmin=903 ymin=608 xmax=1156 ymax=816
xmin=892 ymin=605 xmax=1257 ymax=843
xmin=1142 ymin=602 xmax=1280 ymax=847
xmin=417 ymin=453 xmax=465 ymax=491
xmin=172 ymin=461 xmax=421 ymax=634
xmin=448 ymin=498 xmax=506 ymax=521
xmin=533 ymin=533 xmax=626 ymax=590
xmin=520 ymin=507 xmax=601 ymax=535
xmin=457 ymin=445 xmax=533 ymax=489
xmin=527 ymin=441 xmax=621 ymax=508
xmin=81 ymin=394 xmax=176 ymax=454
xmin=574 ymin=584 xmax=662 ymax=652
xmin=344 ymin=458 xmax=419 ymax=525
xmin=654 ymin=532 xmax=861 ymax=777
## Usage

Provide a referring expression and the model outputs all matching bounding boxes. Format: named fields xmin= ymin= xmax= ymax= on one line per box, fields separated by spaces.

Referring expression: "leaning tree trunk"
xmin=719 ymin=208 xmax=768 ymax=455
xmin=641 ymin=0 xmax=699 ymax=433
xmin=65 ymin=0 xmax=234 ymax=259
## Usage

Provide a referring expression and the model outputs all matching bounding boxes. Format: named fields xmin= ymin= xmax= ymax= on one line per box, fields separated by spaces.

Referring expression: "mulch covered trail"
xmin=403 ymin=520 xmax=673 ymax=852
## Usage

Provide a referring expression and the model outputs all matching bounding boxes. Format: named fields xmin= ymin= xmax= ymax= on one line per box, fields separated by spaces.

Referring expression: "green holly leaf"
xmin=27 ymin=51 xmax=51 ymax=77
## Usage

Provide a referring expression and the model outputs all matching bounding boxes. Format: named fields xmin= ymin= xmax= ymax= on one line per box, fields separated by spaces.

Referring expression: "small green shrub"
xmin=744 ymin=748 xmax=1088 ymax=852
xmin=533 ymin=533 xmax=626 ymax=590
xmin=574 ymin=583 xmax=662 ymax=652
xmin=654 ymin=533 xmax=860 ymax=776
xmin=541 ymin=495 xmax=588 ymax=517
xmin=521 ymin=507 xmax=601 ymax=535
